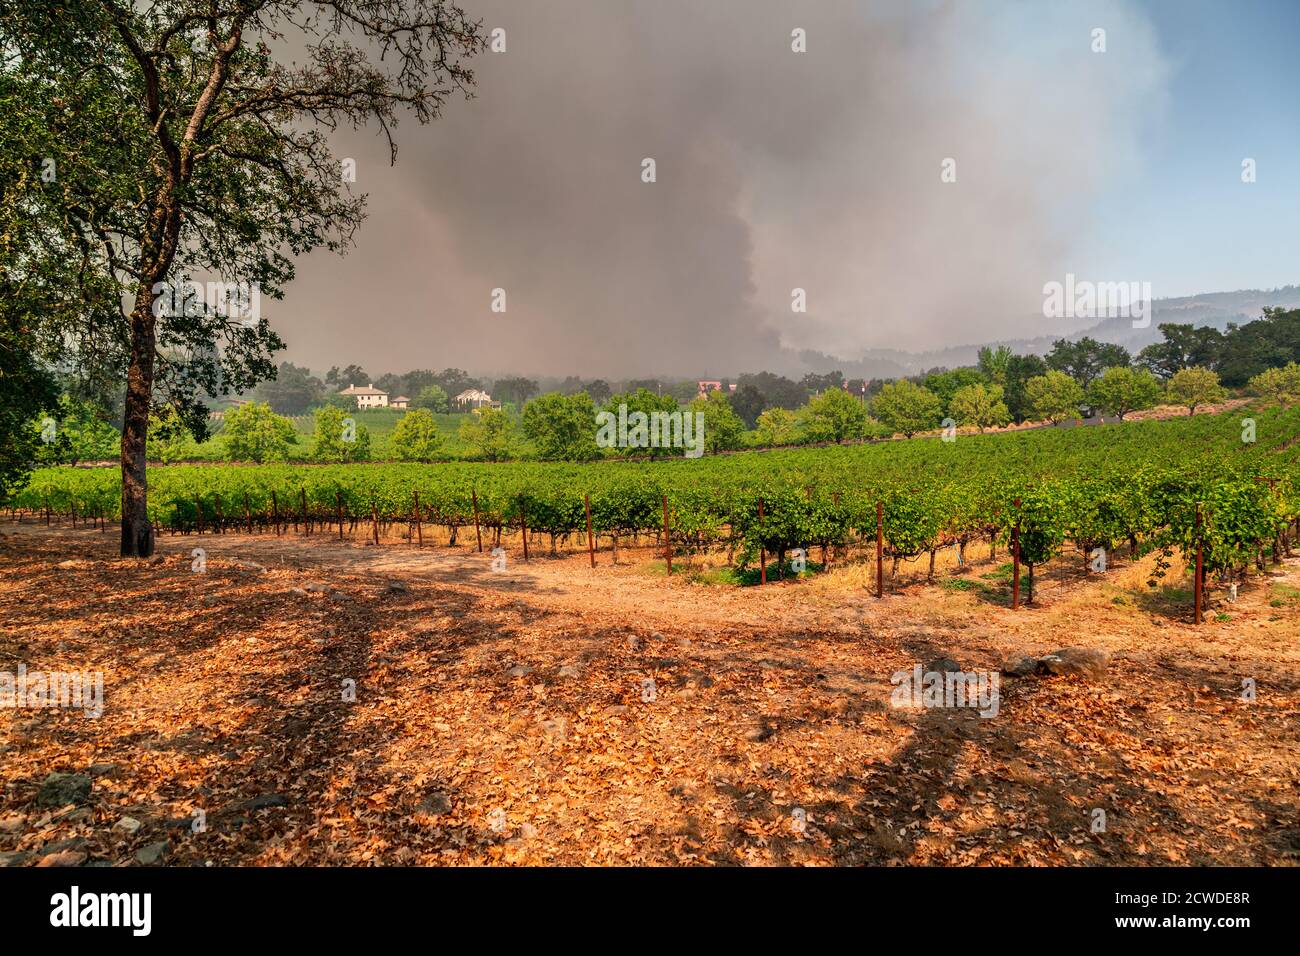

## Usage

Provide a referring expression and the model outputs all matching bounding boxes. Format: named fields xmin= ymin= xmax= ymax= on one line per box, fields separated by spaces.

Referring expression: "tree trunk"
xmin=118 ymin=169 xmax=182 ymax=557
xmin=119 ymin=293 xmax=158 ymax=557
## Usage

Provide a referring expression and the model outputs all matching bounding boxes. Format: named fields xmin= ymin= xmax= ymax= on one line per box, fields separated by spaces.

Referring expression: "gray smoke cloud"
xmin=275 ymin=0 xmax=1169 ymax=379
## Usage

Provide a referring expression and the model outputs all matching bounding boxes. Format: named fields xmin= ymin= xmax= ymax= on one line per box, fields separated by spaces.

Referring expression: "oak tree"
xmin=1 ymin=1 xmax=483 ymax=554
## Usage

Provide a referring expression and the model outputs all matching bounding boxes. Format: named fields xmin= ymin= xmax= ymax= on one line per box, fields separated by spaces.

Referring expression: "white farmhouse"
xmin=454 ymin=388 xmax=498 ymax=410
xmin=338 ymin=383 xmax=389 ymax=409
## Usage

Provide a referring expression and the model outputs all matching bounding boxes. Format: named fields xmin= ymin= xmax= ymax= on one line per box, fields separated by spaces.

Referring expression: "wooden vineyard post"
xmin=215 ymin=494 xmax=224 ymax=534
xmin=196 ymin=496 xmax=204 ymax=535
xmin=758 ymin=498 xmax=767 ymax=585
xmin=825 ymin=491 xmax=840 ymax=568
xmin=1194 ymin=507 xmax=1204 ymax=625
xmin=875 ymin=500 xmax=884 ymax=599
xmin=244 ymin=494 xmax=253 ymax=534
xmin=70 ymin=502 xmax=76 ymax=529
xmin=271 ymin=491 xmax=281 ymax=537
xmin=300 ymin=489 xmax=309 ymax=535
xmin=662 ymin=494 xmax=672 ymax=575
xmin=1254 ymin=477 xmax=1282 ymax=564
xmin=337 ymin=492 xmax=346 ymax=540
xmin=1011 ymin=498 xmax=1021 ymax=611
xmin=371 ymin=501 xmax=381 ymax=546
xmin=413 ymin=490 xmax=423 ymax=547
xmin=44 ymin=497 xmax=50 ymax=525
xmin=471 ymin=489 xmax=483 ymax=553
xmin=585 ymin=494 xmax=596 ymax=569
xmin=520 ymin=499 xmax=530 ymax=561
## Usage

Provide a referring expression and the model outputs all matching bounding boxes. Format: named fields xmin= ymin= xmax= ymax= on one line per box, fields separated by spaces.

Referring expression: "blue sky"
xmin=1083 ymin=0 xmax=1300 ymax=297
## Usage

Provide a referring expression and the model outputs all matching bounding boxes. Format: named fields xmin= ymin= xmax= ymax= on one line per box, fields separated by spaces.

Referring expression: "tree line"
xmin=25 ymin=307 xmax=1300 ymax=468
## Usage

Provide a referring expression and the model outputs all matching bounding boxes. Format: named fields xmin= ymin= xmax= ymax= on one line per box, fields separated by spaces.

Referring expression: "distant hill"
xmin=793 ymin=286 xmax=1300 ymax=379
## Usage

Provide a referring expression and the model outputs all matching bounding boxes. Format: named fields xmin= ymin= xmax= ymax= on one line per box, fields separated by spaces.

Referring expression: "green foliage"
xmin=15 ymin=403 xmax=1300 ymax=606
xmin=388 ymin=409 xmax=444 ymax=462
xmin=34 ymin=396 xmax=120 ymax=465
xmin=736 ymin=371 xmax=809 ymax=410
xmin=222 ymin=402 xmax=296 ymax=463
xmin=1087 ymin=366 xmax=1161 ymax=420
xmin=1025 ymin=370 xmax=1085 ymax=423
xmin=1206 ymin=307 xmax=1300 ymax=386
xmin=871 ymin=380 xmax=942 ymax=437
xmin=1003 ymin=486 xmax=1069 ymax=567
xmin=2 ymin=0 xmax=485 ymax=556
xmin=251 ymin=362 xmax=324 ymax=415
xmin=728 ymin=383 xmax=766 ymax=429
xmin=754 ymin=407 xmax=800 ymax=447
xmin=147 ymin=408 xmax=197 ymax=463
xmin=412 ymin=383 xmax=450 ymax=413
xmin=1166 ymin=366 xmax=1226 ymax=414
xmin=1134 ymin=309 xmax=1300 ymax=387
xmin=583 ymin=379 xmax=612 ymax=404
xmin=310 ymin=405 xmax=370 ymax=463
xmin=320 ymin=393 xmax=360 ymax=412
xmin=601 ymin=389 xmax=682 ymax=459
xmin=0 ymin=318 xmax=60 ymax=495
xmin=690 ymin=390 xmax=745 ymax=453
xmin=492 ymin=377 xmax=539 ymax=407
xmin=1248 ymin=362 xmax=1300 ymax=407
xmin=522 ymin=392 xmax=600 ymax=461
xmin=878 ymin=485 xmax=943 ymax=559
xmin=799 ymin=387 xmax=871 ymax=443
xmin=459 ymin=407 xmax=515 ymax=462
xmin=1003 ymin=353 xmax=1048 ymax=423
xmin=1136 ymin=323 xmax=1224 ymax=379
xmin=923 ymin=368 xmax=987 ymax=415
xmin=949 ymin=383 xmax=1011 ymax=432
xmin=977 ymin=345 xmax=1013 ymax=385
xmin=1046 ymin=337 xmax=1131 ymax=389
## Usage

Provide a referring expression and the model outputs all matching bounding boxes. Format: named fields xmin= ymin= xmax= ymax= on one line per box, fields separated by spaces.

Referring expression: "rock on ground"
xmin=1040 ymin=647 xmax=1109 ymax=680
xmin=1001 ymin=653 xmax=1039 ymax=677
xmin=36 ymin=772 xmax=92 ymax=808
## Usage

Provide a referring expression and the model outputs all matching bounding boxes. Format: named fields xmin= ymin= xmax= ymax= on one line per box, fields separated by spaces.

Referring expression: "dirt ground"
xmin=1 ymin=518 xmax=1296 ymax=866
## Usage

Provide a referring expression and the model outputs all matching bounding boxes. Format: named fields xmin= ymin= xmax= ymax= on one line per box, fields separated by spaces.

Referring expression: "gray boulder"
xmin=135 ymin=841 xmax=169 ymax=865
xmin=36 ymin=772 xmax=92 ymax=808
xmin=1040 ymin=647 xmax=1109 ymax=680
xmin=1001 ymin=653 xmax=1039 ymax=677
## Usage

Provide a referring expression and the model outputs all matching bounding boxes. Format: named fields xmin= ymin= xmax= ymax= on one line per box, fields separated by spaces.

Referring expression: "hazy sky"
xmin=269 ymin=0 xmax=1300 ymax=379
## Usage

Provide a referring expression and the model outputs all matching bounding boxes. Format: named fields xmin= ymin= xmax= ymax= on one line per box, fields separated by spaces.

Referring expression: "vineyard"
xmin=11 ymin=405 xmax=1300 ymax=609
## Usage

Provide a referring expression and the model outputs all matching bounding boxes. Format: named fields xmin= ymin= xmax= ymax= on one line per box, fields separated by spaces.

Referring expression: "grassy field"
xmin=194 ymin=408 xmax=480 ymax=460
